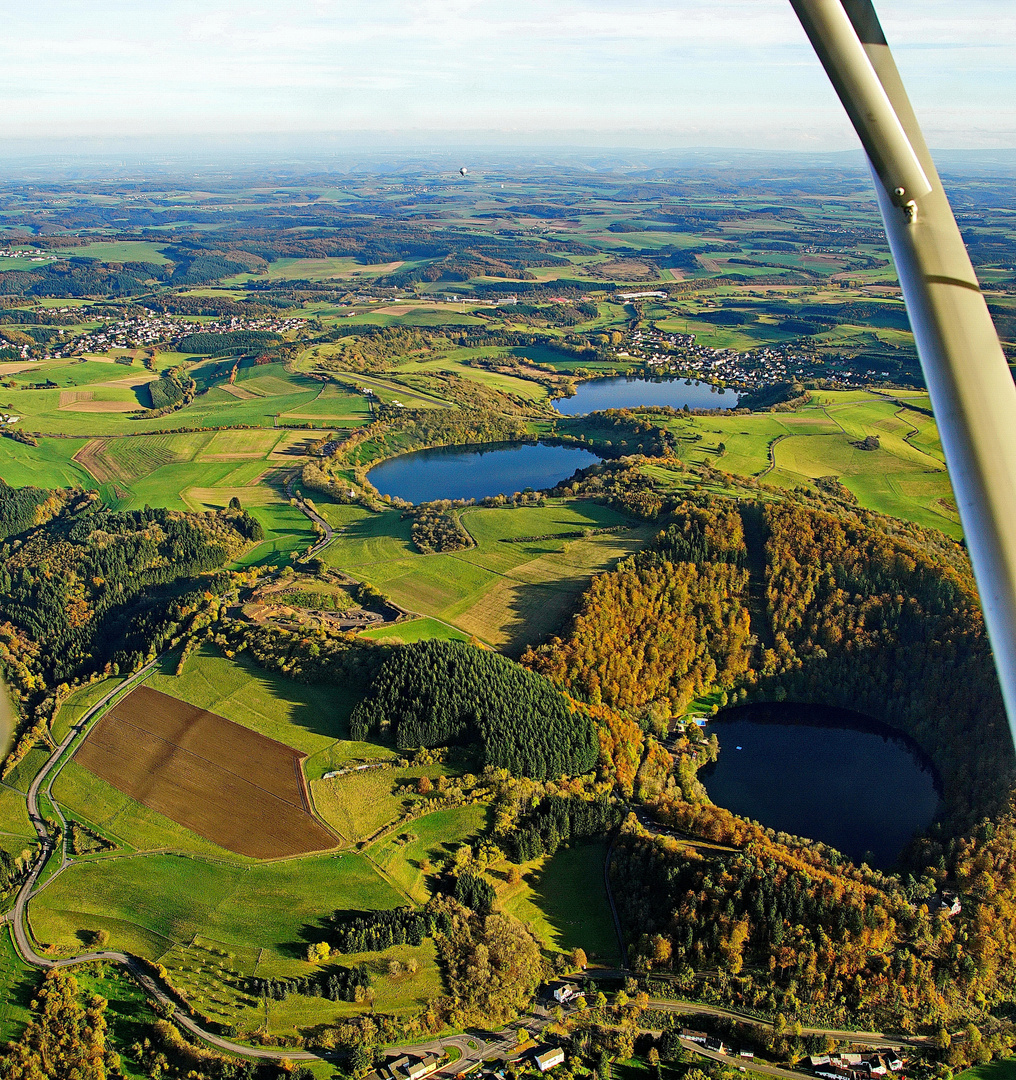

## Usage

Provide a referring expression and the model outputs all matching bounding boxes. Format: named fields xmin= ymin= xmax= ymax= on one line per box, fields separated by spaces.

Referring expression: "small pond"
xmin=553 ymin=376 xmax=738 ymax=415
xmin=366 ymin=441 xmax=603 ymax=504
xmin=701 ymin=703 xmax=941 ymax=867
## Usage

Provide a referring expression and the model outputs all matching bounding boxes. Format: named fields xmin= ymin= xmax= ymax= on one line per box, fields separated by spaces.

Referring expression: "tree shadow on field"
xmin=498 ymin=580 xmax=584 ymax=660
xmin=168 ymin=644 xmax=373 ymax=744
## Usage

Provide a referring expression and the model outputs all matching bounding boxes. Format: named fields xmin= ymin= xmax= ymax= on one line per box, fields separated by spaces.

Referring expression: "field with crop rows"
xmin=75 ymin=687 xmax=336 ymax=858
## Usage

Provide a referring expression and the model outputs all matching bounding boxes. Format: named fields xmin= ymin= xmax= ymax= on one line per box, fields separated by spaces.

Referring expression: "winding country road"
xmin=5 ymin=656 xmax=321 ymax=1062
xmin=3 ymin=660 xmax=925 ymax=1068
xmin=286 ymin=475 xmax=334 ymax=555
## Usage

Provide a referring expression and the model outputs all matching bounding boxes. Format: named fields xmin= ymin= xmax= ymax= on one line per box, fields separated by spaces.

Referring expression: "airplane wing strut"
xmin=791 ymin=0 xmax=1016 ymax=748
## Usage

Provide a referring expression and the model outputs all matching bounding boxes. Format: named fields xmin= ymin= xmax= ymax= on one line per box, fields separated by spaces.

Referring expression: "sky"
xmin=1 ymin=0 xmax=1014 ymax=152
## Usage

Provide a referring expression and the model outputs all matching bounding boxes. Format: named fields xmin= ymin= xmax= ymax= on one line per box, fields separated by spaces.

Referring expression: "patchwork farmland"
xmin=74 ymin=687 xmax=336 ymax=859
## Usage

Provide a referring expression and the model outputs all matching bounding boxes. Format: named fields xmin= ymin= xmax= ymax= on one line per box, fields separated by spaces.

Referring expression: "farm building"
xmin=534 ymin=1048 xmax=566 ymax=1073
xmin=388 ymin=1055 xmax=440 ymax=1080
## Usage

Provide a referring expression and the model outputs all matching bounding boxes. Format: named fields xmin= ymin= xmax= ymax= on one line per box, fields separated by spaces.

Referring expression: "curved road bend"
xmin=286 ymin=476 xmax=335 ymax=556
xmin=6 ymin=657 xmax=925 ymax=1066
xmin=7 ymin=658 xmax=319 ymax=1063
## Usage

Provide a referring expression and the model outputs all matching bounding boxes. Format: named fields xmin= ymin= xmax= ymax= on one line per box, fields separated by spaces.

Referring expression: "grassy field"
xmin=0 ymin=780 xmax=38 ymax=846
xmin=146 ymin=645 xmax=365 ymax=770
xmin=3 ymin=359 xmax=342 ymax=436
xmin=644 ymin=388 xmax=960 ymax=536
xmin=28 ymin=850 xmax=404 ymax=967
xmin=51 ymin=676 xmax=127 ymax=742
xmin=1 ymin=429 xmax=331 ymax=569
xmin=370 ymin=804 xmax=491 ymax=903
xmin=502 ymin=842 xmax=619 ymax=965
xmin=0 ymin=436 xmax=93 ymax=488
xmin=69 ymin=240 xmax=171 ymax=263
xmin=309 ymin=761 xmax=465 ymax=848
xmin=161 ymin=935 xmax=443 ymax=1036
xmin=51 ymin=645 xmax=374 ymax=858
xmin=319 ymin=499 xmax=655 ymax=653
xmin=3 ymin=747 xmax=50 ymax=795
xmin=958 ymin=1063 xmax=1016 ymax=1080
xmin=0 ymin=925 xmax=38 ymax=1043
xmin=360 ymin=617 xmax=472 ymax=644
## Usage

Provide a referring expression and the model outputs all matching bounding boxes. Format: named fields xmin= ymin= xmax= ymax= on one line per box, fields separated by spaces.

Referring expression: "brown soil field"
xmin=73 ymin=438 xmax=117 ymax=483
xmin=96 ymin=374 xmax=158 ymax=389
xmin=74 ymin=686 xmax=337 ymax=859
xmin=592 ymin=259 xmax=658 ymax=280
xmin=219 ymin=383 xmax=256 ymax=400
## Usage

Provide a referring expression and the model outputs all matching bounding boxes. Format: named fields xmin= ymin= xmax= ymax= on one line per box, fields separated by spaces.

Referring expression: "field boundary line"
xmin=361 ymin=849 xmax=417 ymax=907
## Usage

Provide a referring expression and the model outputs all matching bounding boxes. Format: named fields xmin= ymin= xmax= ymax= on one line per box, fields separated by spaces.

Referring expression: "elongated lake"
xmin=366 ymin=441 xmax=602 ymax=504
xmin=702 ymin=703 xmax=940 ymax=867
xmin=553 ymin=376 xmax=738 ymax=415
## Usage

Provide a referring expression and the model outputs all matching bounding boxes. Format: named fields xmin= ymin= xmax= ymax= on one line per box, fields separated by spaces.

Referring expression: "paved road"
xmin=6 ymin=657 xmax=321 ymax=1063
xmin=678 ymin=1038 xmax=808 ymax=1080
xmin=649 ymin=1002 xmax=925 ymax=1050
xmin=287 ymin=476 xmax=334 ymax=556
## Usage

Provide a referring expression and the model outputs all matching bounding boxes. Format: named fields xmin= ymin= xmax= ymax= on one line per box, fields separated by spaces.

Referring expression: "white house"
xmin=535 ymin=1049 xmax=565 ymax=1073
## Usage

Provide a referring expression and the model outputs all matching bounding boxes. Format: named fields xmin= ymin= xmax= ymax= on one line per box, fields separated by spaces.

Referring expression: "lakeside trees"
xmin=521 ymin=492 xmax=1016 ymax=1028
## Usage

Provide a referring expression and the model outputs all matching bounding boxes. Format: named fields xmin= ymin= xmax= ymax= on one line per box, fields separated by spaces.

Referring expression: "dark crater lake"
xmin=701 ymin=703 xmax=941 ymax=867
xmin=366 ymin=441 xmax=603 ymax=504
xmin=553 ymin=376 xmax=738 ymax=415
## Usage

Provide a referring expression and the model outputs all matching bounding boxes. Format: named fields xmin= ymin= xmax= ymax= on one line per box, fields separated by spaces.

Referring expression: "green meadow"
xmin=0 ymin=926 xmax=38 ymax=1043
xmin=503 ymin=842 xmax=618 ymax=965
xmin=319 ymin=499 xmax=655 ymax=652
xmin=643 ymin=388 xmax=959 ymax=536
xmin=28 ymin=850 xmax=404 ymax=968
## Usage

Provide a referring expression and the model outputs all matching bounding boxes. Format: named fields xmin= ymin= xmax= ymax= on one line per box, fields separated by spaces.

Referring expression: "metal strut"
xmin=790 ymin=0 xmax=1016 ymax=748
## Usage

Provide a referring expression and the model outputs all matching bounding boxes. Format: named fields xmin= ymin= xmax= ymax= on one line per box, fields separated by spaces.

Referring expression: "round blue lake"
xmin=701 ymin=703 xmax=941 ymax=867
xmin=553 ymin=376 xmax=738 ymax=415
xmin=366 ymin=441 xmax=603 ymax=504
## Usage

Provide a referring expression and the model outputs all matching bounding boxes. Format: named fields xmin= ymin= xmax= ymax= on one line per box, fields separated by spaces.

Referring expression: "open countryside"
xmin=0 ymin=140 xmax=1014 ymax=1080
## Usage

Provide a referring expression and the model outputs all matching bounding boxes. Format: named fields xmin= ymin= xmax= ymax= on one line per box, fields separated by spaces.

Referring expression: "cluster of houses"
xmin=809 ymin=1052 xmax=905 ymax=1079
xmin=381 ymin=1045 xmax=566 ymax=1080
xmin=56 ymin=311 xmax=306 ymax=358
xmin=612 ymin=326 xmax=889 ymax=393
xmin=683 ymin=1032 xmax=905 ymax=1078
xmin=384 ymin=1053 xmax=442 ymax=1080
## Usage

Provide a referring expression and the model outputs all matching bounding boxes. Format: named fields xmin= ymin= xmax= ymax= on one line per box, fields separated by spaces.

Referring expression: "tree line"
xmin=349 ymin=639 xmax=599 ymax=780
xmin=500 ymin=793 xmax=621 ymax=863
xmin=245 ymin=964 xmax=369 ymax=1004
xmin=328 ymin=906 xmax=451 ymax=953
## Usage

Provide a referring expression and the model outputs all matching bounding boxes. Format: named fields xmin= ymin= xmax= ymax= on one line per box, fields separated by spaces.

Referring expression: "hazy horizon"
xmin=0 ymin=0 xmax=1013 ymax=152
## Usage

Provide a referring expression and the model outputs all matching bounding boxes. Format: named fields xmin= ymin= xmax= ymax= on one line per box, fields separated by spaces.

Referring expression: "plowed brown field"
xmin=74 ymin=686 xmax=336 ymax=859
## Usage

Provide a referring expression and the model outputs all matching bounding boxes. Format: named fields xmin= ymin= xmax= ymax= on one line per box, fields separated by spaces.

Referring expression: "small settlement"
xmin=809 ymin=1053 xmax=905 ymax=1080
xmin=681 ymin=1031 xmax=905 ymax=1079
